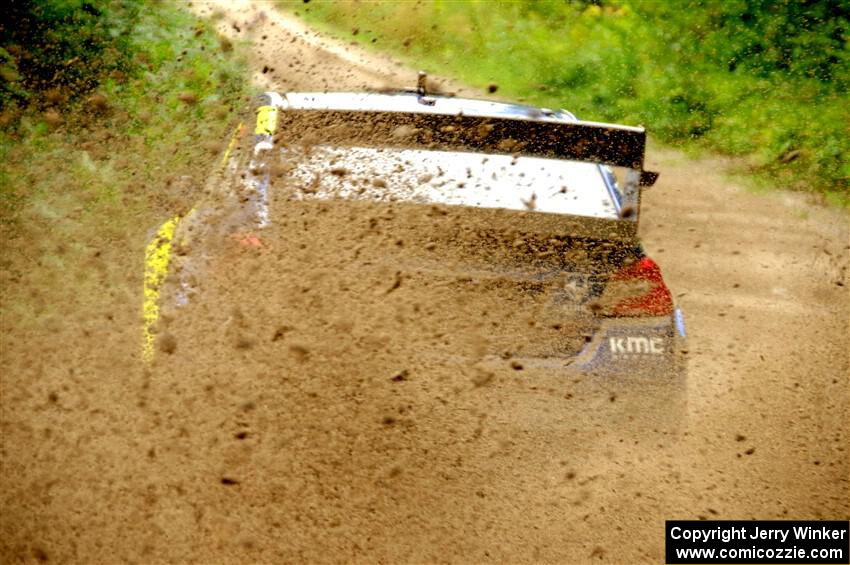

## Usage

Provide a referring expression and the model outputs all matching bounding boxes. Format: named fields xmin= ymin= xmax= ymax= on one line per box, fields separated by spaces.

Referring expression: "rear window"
xmin=276 ymin=145 xmax=620 ymax=220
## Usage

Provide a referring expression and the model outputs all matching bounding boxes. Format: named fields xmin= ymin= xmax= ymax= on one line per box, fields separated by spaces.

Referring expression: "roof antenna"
xmin=417 ymin=71 xmax=427 ymax=96
xmin=416 ymin=71 xmax=428 ymax=96
xmin=417 ymin=71 xmax=435 ymax=106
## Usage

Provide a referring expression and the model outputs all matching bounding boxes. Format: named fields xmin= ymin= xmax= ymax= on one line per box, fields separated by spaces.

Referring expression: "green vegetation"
xmin=1 ymin=0 xmax=139 ymax=108
xmin=0 ymin=1 xmax=249 ymax=324
xmin=285 ymin=0 xmax=848 ymax=203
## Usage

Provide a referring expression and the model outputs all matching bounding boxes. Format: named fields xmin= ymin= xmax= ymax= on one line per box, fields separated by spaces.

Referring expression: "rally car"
xmin=142 ymin=76 xmax=686 ymax=424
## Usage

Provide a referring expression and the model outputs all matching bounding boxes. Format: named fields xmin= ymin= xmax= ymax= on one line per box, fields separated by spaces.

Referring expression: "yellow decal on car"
xmin=220 ymin=122 xmax=244 ymax=168
xmin=142 ymin=216 xmax=180 ymax=362
xmin=254 ymin=105 xmax=277 ymax=135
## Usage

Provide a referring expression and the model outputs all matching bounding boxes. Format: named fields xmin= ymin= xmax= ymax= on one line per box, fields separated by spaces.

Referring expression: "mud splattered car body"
xmin=144 ymin=87 xmax=686 ymax=419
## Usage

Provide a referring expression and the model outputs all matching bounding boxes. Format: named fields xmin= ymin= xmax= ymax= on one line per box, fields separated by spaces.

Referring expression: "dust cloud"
xmin=1 ymin=0 xmax=847 ymax=563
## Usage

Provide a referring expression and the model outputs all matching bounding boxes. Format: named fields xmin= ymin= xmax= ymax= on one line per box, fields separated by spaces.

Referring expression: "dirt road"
xmin=1 ymin=1 xmax=847 ymax=563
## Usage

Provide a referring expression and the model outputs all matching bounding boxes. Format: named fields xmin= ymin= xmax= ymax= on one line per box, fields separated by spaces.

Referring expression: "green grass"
xmin=0 ymin=2 xmax=250 ymax=327
xmin=281 ymin=0 xmax=848 ymax=205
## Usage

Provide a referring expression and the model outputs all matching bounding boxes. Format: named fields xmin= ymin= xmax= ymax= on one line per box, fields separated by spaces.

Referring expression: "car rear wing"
xmin=267 ymin=111 xmax=654 ymax=179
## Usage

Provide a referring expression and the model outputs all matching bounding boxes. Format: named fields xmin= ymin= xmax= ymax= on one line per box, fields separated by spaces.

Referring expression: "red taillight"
xmin=608 ymin=256 xmax=673 ymax=317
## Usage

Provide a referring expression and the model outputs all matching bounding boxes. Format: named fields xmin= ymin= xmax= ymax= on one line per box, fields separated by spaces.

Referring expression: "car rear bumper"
xmin=573 ymin=306 xmax=687 ymax=381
